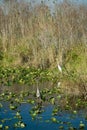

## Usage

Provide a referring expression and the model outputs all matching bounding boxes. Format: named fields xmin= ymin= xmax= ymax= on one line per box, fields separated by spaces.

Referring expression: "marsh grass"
xmin=0 ymin=1 xmax=87 ymax=68
xmin=0 ymin=0 xmax=87 ymax=95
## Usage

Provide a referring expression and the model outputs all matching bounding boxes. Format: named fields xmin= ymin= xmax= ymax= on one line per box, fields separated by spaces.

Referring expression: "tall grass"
xmin=0 ymin=0 xmax=87 ymax=70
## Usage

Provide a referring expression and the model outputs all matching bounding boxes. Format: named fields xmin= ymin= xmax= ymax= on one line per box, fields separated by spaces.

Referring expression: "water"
xmin=0 ymin=83 xmax=87 ymax=130
xmin=0 ymin=101 xmax=87 ymax=130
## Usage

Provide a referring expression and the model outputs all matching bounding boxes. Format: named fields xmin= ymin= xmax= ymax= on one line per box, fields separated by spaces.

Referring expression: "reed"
xmin=0 ymin=0 xmax=87 ymax=72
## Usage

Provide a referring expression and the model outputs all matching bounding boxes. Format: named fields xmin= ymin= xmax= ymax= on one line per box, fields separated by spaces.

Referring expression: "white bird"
xmin=58 ymin=64 xmax=62 ymax=73
xmin=57 ymin=82 xmax=61 ymax=87
xmin=36 ymin=87 xmax=40 ymax=98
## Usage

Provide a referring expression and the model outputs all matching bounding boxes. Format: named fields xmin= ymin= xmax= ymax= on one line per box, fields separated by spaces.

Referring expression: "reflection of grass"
xmin=0 ymin=86 xmax=87 ymax=110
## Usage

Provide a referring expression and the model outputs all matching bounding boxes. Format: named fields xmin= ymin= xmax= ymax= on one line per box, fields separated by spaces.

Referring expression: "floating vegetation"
xmin=52 ymin=107 xmax=59 ymax=116
xmin=15 ymin=112 xmax=22 ymax=119
xmin=9 ymin=104 xmax=17 ymax=110
xmin=0 ymin=90 xmax=87 ymax=130
xmin=73 ymin=110 xmax=77 ymax=115
xmin=51 ymin=117 xmax=58 ymax=123
xmin=0 ymin=67 xmax=57 ymax=87
xmin=27 ymin=99 xmax=35 ymax=105
xmin=14 ymin=121 xmax=26 ymax=128
xmin=0 ymin=68 xmax=87 ymax=129
xmin=0 ymin=124 xmax=3 ymax=129
xmin=4 ymin=126 xmax=9 ymax=130
xmin=29 ymin=104 xmax=44 ymax=120
xmin=79 ymin=121 xmax=85 ymax=129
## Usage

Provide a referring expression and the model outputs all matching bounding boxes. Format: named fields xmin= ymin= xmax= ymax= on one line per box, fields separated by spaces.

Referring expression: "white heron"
xmin=57 ymin=64 xmax=62 ymax=73
xmin=57 ymin=82 xmax=61 ymax=87
xmin=36 ymin=87 xmax=40 ymax=98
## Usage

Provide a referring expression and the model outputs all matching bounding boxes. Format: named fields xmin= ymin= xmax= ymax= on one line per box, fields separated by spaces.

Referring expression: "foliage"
xmin=0 ymin=1 xmax=87 ymax=69
xmin=0 ymin=66 xmax=57 ymax=86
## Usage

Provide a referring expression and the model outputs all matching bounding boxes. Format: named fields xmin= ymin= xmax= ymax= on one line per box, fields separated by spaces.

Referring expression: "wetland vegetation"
xmin=0 ymin=0 xmax=87 ymax=129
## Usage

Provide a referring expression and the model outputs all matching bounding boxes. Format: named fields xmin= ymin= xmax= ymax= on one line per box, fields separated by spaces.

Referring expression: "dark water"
xmin=0 ymin=83 xmax=87 ymax=130
xmin=0 ymin=101 xmax=87 ymax=130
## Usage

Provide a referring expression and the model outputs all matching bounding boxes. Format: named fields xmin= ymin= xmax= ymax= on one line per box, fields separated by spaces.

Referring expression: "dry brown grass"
xmin=0 ymin=0 xmax=87 ymax=69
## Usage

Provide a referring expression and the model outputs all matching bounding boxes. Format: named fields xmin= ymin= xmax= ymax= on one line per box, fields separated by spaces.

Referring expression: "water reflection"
xmin=0 ymin=102 xmax=87 ymax=130
xmin=0 ymin=81 xmax=54 ymax=94
xmin=0 ymin=81 xmax=87 ymax=130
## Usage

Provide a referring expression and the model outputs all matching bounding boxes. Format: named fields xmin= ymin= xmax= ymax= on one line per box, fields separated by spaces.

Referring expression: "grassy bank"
xmin=0 ymin=1 xmax=87 ymax=97
xmin=0 ymin=64 xmax=87 ymax=99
